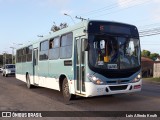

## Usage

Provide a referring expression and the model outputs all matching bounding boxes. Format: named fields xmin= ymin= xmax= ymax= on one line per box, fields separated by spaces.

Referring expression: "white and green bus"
xmin=16 ymin=20 xmax=142 ymax=101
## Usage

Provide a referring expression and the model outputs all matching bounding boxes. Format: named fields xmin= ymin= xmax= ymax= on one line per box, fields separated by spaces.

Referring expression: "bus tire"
xmin=62 ymin=78 xmax=75 ymax=101
xmin=26 ymin=74 xmax=32 ymax=89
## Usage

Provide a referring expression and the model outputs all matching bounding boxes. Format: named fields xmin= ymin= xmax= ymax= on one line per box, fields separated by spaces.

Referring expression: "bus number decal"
xmin=107 ymin=64 xmax=118 ymax=69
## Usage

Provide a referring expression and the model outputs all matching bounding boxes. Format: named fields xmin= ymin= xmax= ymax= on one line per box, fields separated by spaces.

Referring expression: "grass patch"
xmin=143 ymin=77 xmax=160 ymax=83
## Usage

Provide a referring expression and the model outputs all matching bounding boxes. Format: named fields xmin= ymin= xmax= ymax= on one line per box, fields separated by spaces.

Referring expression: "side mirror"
xmin=82 ymin=38 xmax=89 ymax=51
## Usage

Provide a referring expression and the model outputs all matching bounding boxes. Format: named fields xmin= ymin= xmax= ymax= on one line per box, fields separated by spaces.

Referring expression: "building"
xmin=153 ymin=62 xmax=160 ymax=78
xmin=141 ymin=57 xmax=154 ymax=78
xmin=155 ymin=56 xmax=160 ymax=61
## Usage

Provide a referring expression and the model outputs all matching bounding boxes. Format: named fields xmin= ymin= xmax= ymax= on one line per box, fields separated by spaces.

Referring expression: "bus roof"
xmin=16 ymin=20 xmax=137 ymax=50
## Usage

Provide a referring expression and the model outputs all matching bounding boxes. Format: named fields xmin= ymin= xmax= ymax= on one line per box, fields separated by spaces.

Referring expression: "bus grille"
xmin=109 ymin=85 xmax=128 ymax=91
xmin=106 ymin=80 xmax=130 ymax=84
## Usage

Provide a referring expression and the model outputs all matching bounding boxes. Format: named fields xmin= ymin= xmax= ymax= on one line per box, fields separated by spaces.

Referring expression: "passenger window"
xmin=60 ymin=33 xmax=73 ymax=59
xmin=39 ymin=40 xmax=49 ymax=60
xmin=49 ymin=37 xmax=60 ymax=60
xmin=27 ymin=45 xmax=33 ymax=62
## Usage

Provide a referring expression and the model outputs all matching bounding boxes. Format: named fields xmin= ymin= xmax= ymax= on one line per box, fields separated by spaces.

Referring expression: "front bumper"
xmin=84 ymin=79 xmax=142 ymax=97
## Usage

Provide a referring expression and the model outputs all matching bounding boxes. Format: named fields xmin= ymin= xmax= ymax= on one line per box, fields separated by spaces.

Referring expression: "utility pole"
xmin=64 ymin=13 xmax=75 ymax=24
xmin=10 ymin=47 xmax=15 ymax=64
xmin=3 ymin=51 xmax=7 ymax=65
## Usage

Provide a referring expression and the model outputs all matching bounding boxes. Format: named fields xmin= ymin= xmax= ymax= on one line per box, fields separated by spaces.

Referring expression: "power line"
xmin=77 ymin=1 xmax=117 ymax=16
xmin=138 ymin=22 xmax=160 ymax=29
xmin=77 ymin=0 xmax=134 ymax=17
xmin=140 ymin=32 xmax=160 ymax=37
xmin=77 ymin=0 xmax=148 ymax=17
xmin=139 ymin=27 xmax=160 ymax=33
xmin=141 ymin=44 xmax=160 ymax=45
xmin=90 ymin=0 xmax=150 ymax=18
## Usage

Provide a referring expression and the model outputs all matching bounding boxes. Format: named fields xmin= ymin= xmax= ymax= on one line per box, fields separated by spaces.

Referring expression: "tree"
xmin=51 ymin=22 xmax=68 ymax=32
xmin=141 ymin=50 xmax=159 ymax=60
xmin=149 ymin=53 xmax=159 ymax=60
xmin=141 ymin=50 xmax=151 ymax=58
xmin=0 ymin=54 xmax=12 ymax=66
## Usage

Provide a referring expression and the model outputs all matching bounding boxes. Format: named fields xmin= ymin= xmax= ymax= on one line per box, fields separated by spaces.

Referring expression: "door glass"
xmin=76 ymin=39 xmax=80 ymax=91
xmin=34 ymin=49 xmax=38 ymax=66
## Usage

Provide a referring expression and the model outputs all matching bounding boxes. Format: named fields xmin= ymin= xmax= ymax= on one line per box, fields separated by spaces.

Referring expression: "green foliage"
xmin=141 ymin=50 xmax=159 ymax=60
xmin=141 ymin=50 xmax=151 ymax=57
xmin=0 ymin=54 xmax=13 ymax=65
xmin=149 ymin=53 xmax=159 ymax=60
xmin=51 ymin=23 xmax=68 ymax=32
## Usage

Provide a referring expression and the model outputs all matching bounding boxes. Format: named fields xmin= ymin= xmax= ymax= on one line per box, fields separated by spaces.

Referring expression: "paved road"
xmin=0 ymin=75 xmax=159 ymax=120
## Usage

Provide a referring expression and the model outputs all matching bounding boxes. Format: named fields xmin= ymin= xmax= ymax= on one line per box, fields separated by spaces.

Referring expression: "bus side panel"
xmin=16 ymin=62 xmax=33 ymax=83
xmin=16 ymin=63 xmax=26 ymax=82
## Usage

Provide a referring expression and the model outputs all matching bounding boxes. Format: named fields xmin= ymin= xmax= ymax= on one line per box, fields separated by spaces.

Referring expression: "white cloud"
xmin=117 ymin=0 xmax=160 ymax=22
xmin=152 ymin=8 xmax=160 ymax=22
xmin=47 ymin=0 xmax=70 ymax=6
xmin=38 ymin=0 xmax=71 ymax=8
xmin=150 ymin=0 xmax=160 ymax=22
xmin=0 ymin=0 xmax=18 ymax=3
xmin=117 ymin=0 xmax=148 ymax=8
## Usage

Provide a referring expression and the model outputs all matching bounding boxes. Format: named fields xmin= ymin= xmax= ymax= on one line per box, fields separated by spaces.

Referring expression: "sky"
xmin=0 ymin=0 xmax=160 ymax=54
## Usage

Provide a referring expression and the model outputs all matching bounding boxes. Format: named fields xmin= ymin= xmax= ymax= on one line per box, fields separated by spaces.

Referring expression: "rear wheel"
xmin=26 ymin=74 xmax=32 ymax=89
xmin=62 ymin=78 xmax=75 ymax=101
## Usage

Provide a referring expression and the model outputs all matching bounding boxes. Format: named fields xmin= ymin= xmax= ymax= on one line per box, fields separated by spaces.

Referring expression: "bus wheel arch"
xmin=59 ymin=74 xmax=66 ymax=92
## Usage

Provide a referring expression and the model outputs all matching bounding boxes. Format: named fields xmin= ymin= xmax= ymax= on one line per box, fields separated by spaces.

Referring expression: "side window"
xmin=16 ymin=48 xmax=24 ymax=63
xmin=27 ymin=45 xmax=33 ymax=62
xmin=49 ymin=37 xmax=60 ymax=60
xmin=39 ymin=40 xmax=49 ymax=60
xmin=22 ymin=48 xmax=27 ymax=62
xmin=60 ymin=33 xmax=73 ymax=59
xmin=16 ymin=50 xmax=20 ymax=63
xmin=18 ymin=49 xmax=23 ymax=63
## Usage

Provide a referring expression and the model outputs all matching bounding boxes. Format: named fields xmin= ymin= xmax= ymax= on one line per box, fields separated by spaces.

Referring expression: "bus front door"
xmin=76 ymin=37 xmax=86 ymax=95
xmin=33 ymin=48 xmax=38 ymax=85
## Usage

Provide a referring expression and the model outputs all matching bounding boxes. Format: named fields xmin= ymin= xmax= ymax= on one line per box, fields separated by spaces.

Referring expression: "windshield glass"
xmin=89 ymin=34 xmax=140 ymax=70
xmin=6 ymin=65 xmax=15 ymax=68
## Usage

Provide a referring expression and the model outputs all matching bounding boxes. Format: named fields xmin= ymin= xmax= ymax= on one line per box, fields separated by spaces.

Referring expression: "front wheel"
xmin=62 ymin=78 xmax=75 ymax=101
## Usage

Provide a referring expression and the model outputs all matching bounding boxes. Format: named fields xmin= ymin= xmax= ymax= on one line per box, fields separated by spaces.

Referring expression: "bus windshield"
xmin=88 ymin=34 xmax=140 ymax=70
xmin=6 ymin=65 xmax=15 ymax=68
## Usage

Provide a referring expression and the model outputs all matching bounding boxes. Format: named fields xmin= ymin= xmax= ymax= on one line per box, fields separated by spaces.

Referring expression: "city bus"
xmin=16 ymin=20 xmax=142 ymax=101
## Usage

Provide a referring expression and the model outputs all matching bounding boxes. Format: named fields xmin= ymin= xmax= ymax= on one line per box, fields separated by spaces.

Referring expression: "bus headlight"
xmin=132 ymin=73 xmax=141 ymax=83
xmin=87 ymin=74 xmax=104 ymax=85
